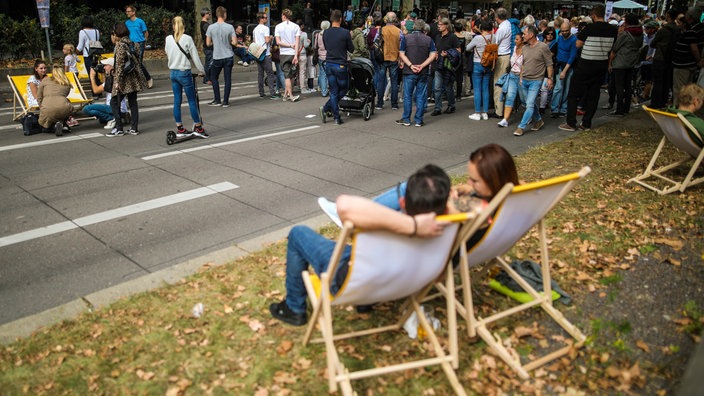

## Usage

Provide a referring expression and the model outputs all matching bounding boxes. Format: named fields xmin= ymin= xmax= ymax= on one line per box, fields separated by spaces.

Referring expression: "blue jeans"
xmin=318 ymin=63 xmax=329 ymax=96
xmin=551 ymin=65 xmax=572 ymax=114
xmin=376 ymin=60 xmax=399 ymax=108
xmin=274 ymin=61 xmax=285 ymax=92
xmin=82 ymin=103 xmax=113 ymax=123
xmin=323 ymin=62 xmax=349 ymax=121
xmin=471 ymin=62 xmax=492 ymax=113
xmin=374 ymin=182 xmax=406 ymax=210
xmin=433 ymin=68 xmax=455 ymax=111
xmin=285 ymin=225 xmax=351 ymax=313
xmin=170 ymin=69 xmax=201 ymax=125
xmin=504 ymin=73 xmax=524 ymax=108
xmin=234 ymin=47 xmax=255 ymax=63
xmin=211 ymin=57 xmax=233 ymax=104
xmin=517 ymin=79 xmax=543 ymax=130
xmin=401 ymin=73 xmax=429 ymax=124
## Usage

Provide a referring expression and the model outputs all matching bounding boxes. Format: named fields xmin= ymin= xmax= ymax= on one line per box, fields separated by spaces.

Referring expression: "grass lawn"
xmin=1 ymin=110 xmax=703 ymax=395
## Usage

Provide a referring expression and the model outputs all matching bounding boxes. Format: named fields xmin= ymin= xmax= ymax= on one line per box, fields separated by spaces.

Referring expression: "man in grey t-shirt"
xmin=206 ymin=6 xmax=237 ymax=107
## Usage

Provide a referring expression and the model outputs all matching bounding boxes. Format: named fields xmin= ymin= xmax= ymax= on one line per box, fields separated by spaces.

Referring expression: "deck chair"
xmin=628 ymin=106 xmax=704 ymax=195
xmin=8 ymin=72 xmax=92 ymax=121
xmin=302 ymin=213 xmax=475 ymax=396
xmin=435 ymin=167 xmax=591 ymax=379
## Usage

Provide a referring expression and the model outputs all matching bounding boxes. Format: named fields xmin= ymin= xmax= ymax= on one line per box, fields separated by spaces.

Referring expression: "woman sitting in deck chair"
xmin=37 ymin=65 xmax=75 ymax=137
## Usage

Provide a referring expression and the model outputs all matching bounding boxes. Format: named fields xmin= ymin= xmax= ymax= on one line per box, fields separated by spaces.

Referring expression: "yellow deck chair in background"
xmin=77 ymin=53 xmax=115 ymax=80
xmin=8 ymin=72 xmax=92 ymax=121
xmin=628 ymin=106 xmax=704 ymax=195
xmin=302 ymin=213 xmax=475 ymax=396
xmin=437 ymin=168 xmax=591 ymax=379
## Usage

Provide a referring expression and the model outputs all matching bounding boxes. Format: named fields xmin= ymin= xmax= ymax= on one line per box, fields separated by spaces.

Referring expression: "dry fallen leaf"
xmin=276 ymin=340 xmax=293 ymax=355
xmin=636 ymin=340 xmax=650 ymax=353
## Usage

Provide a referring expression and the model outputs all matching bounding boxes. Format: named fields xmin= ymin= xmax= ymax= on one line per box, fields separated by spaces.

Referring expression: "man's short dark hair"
xmin=331 ymin=9 xmax=343 ymax=22
xmin=200 ymin=7 xmax=211 ymax=17
xmin=405 ymin=164 xmax=451 ymax=216
xmin=496 ymin=7 xmax=508 ymax=20
xmin=591 ymin=5 xmax=606 ymax=18
xmin=523 ymin=24 xmax=539 ymax=37
xmin=413 ymin=19 xmax=427 ymax=31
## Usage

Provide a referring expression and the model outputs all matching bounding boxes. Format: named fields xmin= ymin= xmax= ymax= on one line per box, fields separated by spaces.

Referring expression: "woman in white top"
xmin=498 ymin=33 xmax=525 ymax=127
xmin=165 ymin=16 xmax=206 ymax=137
xmin=76 ymin=16 xmax=100 ymax=72
xmin=466 ymin=20 xmax=494 ymax=120
xmin=26 ymin=59 xmax=48 ymax=108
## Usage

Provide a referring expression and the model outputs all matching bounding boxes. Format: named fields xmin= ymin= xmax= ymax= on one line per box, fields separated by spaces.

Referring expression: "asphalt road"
xmin=0 ymin=69 xmax=612 ymax=329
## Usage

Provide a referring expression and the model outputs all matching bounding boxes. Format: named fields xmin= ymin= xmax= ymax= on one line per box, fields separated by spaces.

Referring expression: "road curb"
xmin=0 ymin=214 xmax=331 ymax=345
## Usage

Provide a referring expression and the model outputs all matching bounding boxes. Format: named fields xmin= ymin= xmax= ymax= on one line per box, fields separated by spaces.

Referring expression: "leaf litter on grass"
xmin=1 ymin=110 xmax=703 ymax=395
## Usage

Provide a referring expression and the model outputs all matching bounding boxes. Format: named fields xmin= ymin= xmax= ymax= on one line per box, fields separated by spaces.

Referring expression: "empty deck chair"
xmin=628 ymin=106 xmax=704 ymax=194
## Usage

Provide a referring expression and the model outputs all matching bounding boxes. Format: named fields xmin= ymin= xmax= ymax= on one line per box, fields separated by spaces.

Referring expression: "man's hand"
xmin=559 ymin=71 xmax=566 ymax=80
xmin=413 ymin=213 xmax=449 ymax=238
xmin=89 ymin=68 xmax=96 ymax=78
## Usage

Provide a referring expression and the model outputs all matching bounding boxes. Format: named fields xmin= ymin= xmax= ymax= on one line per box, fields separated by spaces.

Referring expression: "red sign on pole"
xmin=36 ymin=0 xmax=50 ymax=28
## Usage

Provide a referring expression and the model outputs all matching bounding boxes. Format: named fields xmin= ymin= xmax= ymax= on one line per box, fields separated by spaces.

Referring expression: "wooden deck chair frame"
xmin=628 ymin=106 xmax=704 ymax=195
xmin=302 ymin=213 xmax=476 ymax=396
xmin=8 ymin=72 xmax=93 ymax=121
xmin=434 ymin=168 xmax=591 ymax=379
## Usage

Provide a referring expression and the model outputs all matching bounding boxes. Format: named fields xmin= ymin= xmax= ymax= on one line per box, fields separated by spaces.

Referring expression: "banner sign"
xmin=36 ymin=0 xmax=50 ymax=28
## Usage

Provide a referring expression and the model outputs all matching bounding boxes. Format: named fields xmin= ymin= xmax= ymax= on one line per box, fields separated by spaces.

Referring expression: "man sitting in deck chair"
xmin=270 ymin=164 xmax=453 ymax=326
xmin=669 ymin=83 xmax=704 ymax=146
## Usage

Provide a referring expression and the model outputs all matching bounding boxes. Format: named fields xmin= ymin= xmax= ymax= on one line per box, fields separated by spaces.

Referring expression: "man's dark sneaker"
xmin=207 ymin=101 xmax=222 ymax=106
xmin=270 ymin=94 xmax=281 ymax=100
xmin=608 ymin=111 xmax=625 ymax=117
xmin=319 ymin=106 xmax=327 ymax=124
xmin=430 ymin=109 xmax=442 ymax=116
xmin=391 ymin=106 xmax=399 ymax=110
xmin=558 ymin=123 xmax=577 ymax=132
xmin=334 ymin=118 xmax=344 ymax=125
xmin=443 ymin=106 xmax=455 ymax=114
xmin=269 ymin=300 xmax=307 ymax=326
xmin=487 ymin=112 xmax=502 ymax=119
xmin=54 ymin=121 xmax=63 ymax=137
xmin=579 ymin=123 xmax=591 ymax=131
xmin=414 ymin=121 xmax=425 ymax=127
xmin=221 ymin=102 xmax=230 ymax=108
xmin=395 ymin=119 xmax=411 ymax=126
xmin=126 ymin=129 xmax=139 ymax=135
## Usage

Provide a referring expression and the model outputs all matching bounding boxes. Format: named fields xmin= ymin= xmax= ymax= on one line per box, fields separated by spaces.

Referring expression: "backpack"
xmin=372 ymin=26 xmax=385 ymax=63
xmin=480 ymin=34 xmax=498 ymax=69
xmin=84 ymin=29 xmax=103 ymax=58
xmin=121 ymin=42 xmax=139 ymax=75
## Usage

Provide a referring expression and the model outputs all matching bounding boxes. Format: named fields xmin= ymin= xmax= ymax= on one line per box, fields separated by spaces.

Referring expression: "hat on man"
xmin=645 ymin=20 xmax=659 ymax=28
xmin=410 ymin=12 xmax=417 ymax=18
xmin=609 ymin=19 xmax=618 ymax=26
xmin=100 ymin=58 xmax=114 ymax=67
xmin=476 ymin=9 xmax=481 ymax=15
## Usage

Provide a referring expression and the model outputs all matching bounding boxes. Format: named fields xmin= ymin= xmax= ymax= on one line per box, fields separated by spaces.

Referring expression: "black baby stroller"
xmin=338 ymin=57 xmax=376 ymax=121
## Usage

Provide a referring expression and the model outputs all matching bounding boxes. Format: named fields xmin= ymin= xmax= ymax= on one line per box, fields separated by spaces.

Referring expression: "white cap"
xmin=100 ymin=57 xmax=114 ymax=67
xmin=476 ymin=9 xmax=481 ymax=15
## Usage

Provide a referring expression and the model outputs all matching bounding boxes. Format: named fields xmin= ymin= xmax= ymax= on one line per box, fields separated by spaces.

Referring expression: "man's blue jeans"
xmin=471 ymin=62 xmax=492 ymax=113
xmin=433 ymin=68 xmax=455 ymax=111
xmin=323 ymin=62 xmax=349 ymax=121
xmin=550 ymin=65 xmax=572 ymax=114
xmin=234 ymin=47 xmax=255 ymax=63
xmin=318 ymin=63 xmax=329 ymax=96
xmin=274 ymin=61 xmax=286 ymax=92
xmin=210 ymin=57 xmax=233 ymax=103
xmin=203 ymin=48 xmax=213 ymax=84
xmin=376 ymin=60 xmax=399 ymax=108
xmin=517 ymin=79 xmax=543 ymax=130
xmin=401 ymin=73 xmax=429 ymax=124
xmin=170 ymin=69 xmax=201 ymax=125
xmin=285 ymin=225 xmax=351 ymax=313
xmin=82 ymin=103 xmax=113 ymax=123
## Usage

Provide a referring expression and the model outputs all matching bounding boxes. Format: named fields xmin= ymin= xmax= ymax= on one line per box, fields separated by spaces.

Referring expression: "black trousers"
xmin=650 ymin=59 xmax=672 ymax=109
xmin=613 ymin=68 xmax=633 ymax=114
xmin=566 ymin=65 xmax=607 ymax=128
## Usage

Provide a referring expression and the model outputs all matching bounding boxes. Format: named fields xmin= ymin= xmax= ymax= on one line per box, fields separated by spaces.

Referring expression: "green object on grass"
xmin=488 ymin=279 xmax=561 ymax=303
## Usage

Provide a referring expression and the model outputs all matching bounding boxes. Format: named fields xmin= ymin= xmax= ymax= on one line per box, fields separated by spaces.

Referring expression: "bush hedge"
xmin=0 ymin=2 xmax=194 ymax=61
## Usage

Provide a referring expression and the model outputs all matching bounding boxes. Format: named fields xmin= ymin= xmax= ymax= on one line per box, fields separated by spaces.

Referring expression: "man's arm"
xmin=336 ymin=195 xmax=448 ymax=238
xmin=206 ymin=36 xmax=212 ymax=47
xmin=89 ymin=69 xmax=104 ymax=95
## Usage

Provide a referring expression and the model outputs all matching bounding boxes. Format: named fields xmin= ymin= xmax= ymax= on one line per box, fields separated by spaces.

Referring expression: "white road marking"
xmin=0 ymin=182 xmax=239 ymax=248
xmin=142 ymin=125 xmax=320 ymax=160
xmin=0 ymin=133 xmax=103 ymax=152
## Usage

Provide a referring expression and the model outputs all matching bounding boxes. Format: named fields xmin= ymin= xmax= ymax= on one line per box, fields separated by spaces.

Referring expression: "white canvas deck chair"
xmin=628 ymin=106 xmax=704 ymax=195
xmin=437 ymin=168 xmax=591 ymax=379
xmin=302 ymin=213 xmax=475 ymax=396
xmin=7 ymin=72 xmax=92 ymax=121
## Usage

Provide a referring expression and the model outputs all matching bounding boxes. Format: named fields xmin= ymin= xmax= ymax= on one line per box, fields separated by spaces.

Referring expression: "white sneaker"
xmin=105 ymin=128 xmax=124 ymax=137
xmin=318 ymin=197 xmax=342 ymax=228
xmin=237 ymin=60 xmax=243 ymax=65
xmin=497 ymin=119 xmax=509 ymax=127
xmin=104 ymin=119 xmax=116 ymax=129
xmin=289 ymin=94 xmax=300 ymax=102
xmin=242 ymin=61 xmax=249 ymax=67
xmin=481 ymin=113 xmax=489 ymax=120
xmin=468 ymin=113 xmax=482 ymax=121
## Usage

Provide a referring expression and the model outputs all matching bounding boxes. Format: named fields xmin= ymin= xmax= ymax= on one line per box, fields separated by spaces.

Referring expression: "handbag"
xmin=21 ymin=113 xmax=42 ymax=136
xmin=121 ymin=42 xmax=138 ymax=75
xmin=247 ymin=42 xmax=266 ymax=62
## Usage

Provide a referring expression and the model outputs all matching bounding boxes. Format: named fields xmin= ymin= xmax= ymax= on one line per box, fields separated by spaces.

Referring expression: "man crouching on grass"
xmin=270 ymin=164 xmax=452 ymax=326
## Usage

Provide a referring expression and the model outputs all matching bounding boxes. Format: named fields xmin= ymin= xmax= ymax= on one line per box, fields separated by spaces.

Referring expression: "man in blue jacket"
xmin=550 ymin=20 xmax=577 ymax=118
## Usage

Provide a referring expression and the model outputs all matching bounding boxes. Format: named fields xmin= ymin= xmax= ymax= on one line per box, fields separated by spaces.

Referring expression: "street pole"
xmin=44 ymin=28 xmax=52 ymax=65
xmin=36 ymin=0 xmax=52 ymax=64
